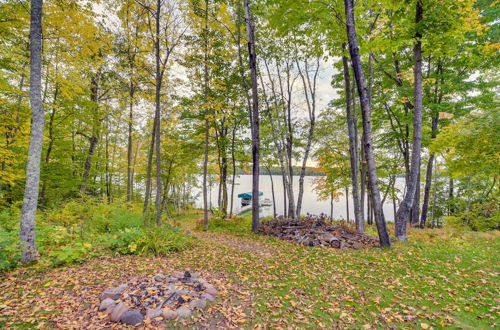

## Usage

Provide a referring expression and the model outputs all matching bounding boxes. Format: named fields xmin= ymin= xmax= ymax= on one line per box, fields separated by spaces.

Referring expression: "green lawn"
xmin=1 ymin=210 xmax=498 ymax=328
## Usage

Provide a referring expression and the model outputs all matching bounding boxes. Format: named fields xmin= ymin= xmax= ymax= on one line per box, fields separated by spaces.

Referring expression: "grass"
xmin=0 ymin=209 xmax=498 ymax=328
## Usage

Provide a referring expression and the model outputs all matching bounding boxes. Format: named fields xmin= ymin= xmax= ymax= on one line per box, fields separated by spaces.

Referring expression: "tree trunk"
xmin=127 ymin=81 xmax=134 ymax=202
xmin=41 ymin=85 xmax=58 ymax=202
xmin=420 ymin=153 xmax=434 ymax=228
xmin=346 ymin=186 xmax=350 ymax=222
xmin=296 ymin=59 xmax=318 ymax=218
xmin=80 ymin=76 xmax=100 ymax=195
xmin=421 ymin=108 xmax=439 ymax=227
xmin=394 ymin=0 xmax=423 ymax=241
xmin=154 ymin=0 xmax=163 ymax=226
xmin=344 ymin=0 xmax=391 ymax=247
xmin=342 ymin=50 xmax=364 ymax=233
xmin=244 ymin=0 xmax=260 ymax=232
xmin=330 ymin=192 xmax=333 ymax=219
xmin=411 ymin=163 xmax=420 ymax=227
xmin=266 ymin=167 xmax=277 ymax=218
xmin=202 ymin=0 xmax=210 ymax=230
xmin=448 ymin=178 xmax=454 ymax=214
xmin=143 ymin=120 xmax=156 ymax=220
xmin=20 ymin=0 xmax=43 ymax=262
xmin=229 ymin=124 xmax=237 ymax=218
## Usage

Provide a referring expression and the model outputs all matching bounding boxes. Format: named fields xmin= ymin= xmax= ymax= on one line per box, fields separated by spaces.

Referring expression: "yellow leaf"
xmin=420 ymin=323 xmax=430 ymax=329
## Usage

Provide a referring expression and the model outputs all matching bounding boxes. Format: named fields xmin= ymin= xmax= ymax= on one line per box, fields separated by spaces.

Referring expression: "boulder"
xmin=172 ymin=271 xmax=184 ymax=278
xmin=189 ymin=298 xmax=207 ymax=310
xmin=146 ymin=307 xmax=162 ymax=319
xmin=154 ymin=275 xmax=165 ymax=282
xmin=99 ymin=298 xmax=115 ymax=311
xmin=162 ymin=309 xmax=178 ymax=320
xmin=121 ymin=310 xmax=144 ymax=325
xmin=205 ymin=286 xmax=217 ymax=297
xmin=175 ymin=306 xmax=192 ymax=318
xmin=201 ymin=293 xmax=216 ymax=302
xmin=110 ymin=302 xmax=128 ymax=322
xmin=99 ymin=290 xmax=122 ymax=301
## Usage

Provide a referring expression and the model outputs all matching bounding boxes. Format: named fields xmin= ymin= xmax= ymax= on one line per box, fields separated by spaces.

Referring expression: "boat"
xmin=237 ymin=191 xmax=263 ymax=206
xmin=260 ymin=198 xmax=272 ymax=206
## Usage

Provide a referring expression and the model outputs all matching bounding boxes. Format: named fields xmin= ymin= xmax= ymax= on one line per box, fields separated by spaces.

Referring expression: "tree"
xmin=394 ymin=0 xmax=423 ymax=241
xmin=19 ymin=0 xmax=43 ymax=262
xmin=244 ymin=0 xmax=260 ymax=232
xmin=341 ymin=46 xmax=364 ymax=233
xmin=344 ymin=0 xmax=391 ymax=247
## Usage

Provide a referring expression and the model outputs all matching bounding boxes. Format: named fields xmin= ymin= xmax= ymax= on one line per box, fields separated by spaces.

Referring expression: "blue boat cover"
xmin=237 ymin=192 xmax=263 ymax=199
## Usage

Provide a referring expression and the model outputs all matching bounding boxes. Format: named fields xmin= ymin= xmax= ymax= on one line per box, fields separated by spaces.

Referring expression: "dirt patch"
xmin=192 ymin=231 xmax=274 ymax=258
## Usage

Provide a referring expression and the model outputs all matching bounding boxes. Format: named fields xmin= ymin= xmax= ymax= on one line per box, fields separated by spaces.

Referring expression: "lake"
xmin=194 ymin=175 xmax=404 ymax=221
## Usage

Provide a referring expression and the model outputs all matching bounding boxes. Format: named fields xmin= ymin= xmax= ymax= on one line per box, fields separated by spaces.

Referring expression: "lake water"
xmin=194 ymin=175 xmax=404 ymax=221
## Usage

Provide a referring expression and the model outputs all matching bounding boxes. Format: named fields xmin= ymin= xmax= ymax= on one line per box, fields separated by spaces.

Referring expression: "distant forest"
xmin=239 ymin=167 xmax=325 ymax=177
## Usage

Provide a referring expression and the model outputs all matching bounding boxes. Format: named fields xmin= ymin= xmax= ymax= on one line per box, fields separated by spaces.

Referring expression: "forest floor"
xmin=1 ymin=210 xmax=499 ymax=329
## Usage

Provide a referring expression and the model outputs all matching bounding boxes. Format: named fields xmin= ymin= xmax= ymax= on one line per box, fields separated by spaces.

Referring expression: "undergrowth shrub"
xmin=0 ymin=199 xmax=194 ymax=271
xmin=444 ymin=201 xmax=500 ymax=231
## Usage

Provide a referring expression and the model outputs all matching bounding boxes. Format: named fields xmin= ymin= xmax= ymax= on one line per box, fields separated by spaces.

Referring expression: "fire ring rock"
xmin=98 ymin=271 xmax=216 ymax=326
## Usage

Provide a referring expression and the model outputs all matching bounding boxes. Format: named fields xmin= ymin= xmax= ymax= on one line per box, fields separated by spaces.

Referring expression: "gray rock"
xmin=100 ymin=284 xmax=128 ymax=301
xmin=121 ymin=310 xmax=144 ymax=325
xmin=172 ymin=271 xmax=184 ymax=278
xmin=190 ymin=272 xmax=200 ymax=280
xmin=154 ymin=275 xmax=165 ymax=282
xmin=175 ymin=306 xmax=192 ymax=319
xmin=162 ymin=309 xmax=178 ymax=320
xmin=167 ymin=289 xmax=189 ymax=296
xmin=146 ymin=307 xmax=162 ymax=319
xmin=110 ymin=302 xmax=128 ymax=322
xmin=100 ymin=290 xmax=122 ymax=301
xmin=189 ymin=298 xmax=207 ymax=310
xmin=205 ymin=286 xmax=217 ymax=297
xmin=99 ymin=298 xmax=116 ymax=311
xmin=114 ymin=284 xmax=128 ymax=292
xmin=175 ymin=306 xmax=192 ymax=318
xmin=104 ymin=304 xmax=116 ymax=314
xmin=201 ymin=293 xmax=216 ymax=302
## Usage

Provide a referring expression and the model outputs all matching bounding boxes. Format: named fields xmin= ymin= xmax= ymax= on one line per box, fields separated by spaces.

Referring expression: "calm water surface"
xmin=194 ymin=175 xmax=404 ymax=221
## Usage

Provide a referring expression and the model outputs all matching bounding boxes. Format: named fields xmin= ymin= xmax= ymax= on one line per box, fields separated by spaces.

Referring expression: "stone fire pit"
xmin=98 ymin=271 xmax=217 ymax=326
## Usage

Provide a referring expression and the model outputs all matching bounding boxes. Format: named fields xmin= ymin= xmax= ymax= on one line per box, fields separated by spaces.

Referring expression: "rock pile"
xmin=260 ymin=215 xmax=380 ymax=249
xmin=98 ymin=271 xmax=217 ymax=326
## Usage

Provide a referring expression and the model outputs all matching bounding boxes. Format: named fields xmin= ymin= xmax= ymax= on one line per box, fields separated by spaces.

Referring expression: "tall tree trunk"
xmin=395 ymin=0 xmax=423 ymax=241
xmin=154 ymin=0 xmax=163 ymax=226
xmin=80 ymin=76 xmax=100 ymax=195
xmin=296 ymin=59 xmax=318 ymax=218
xmin=420 ymin=153 xmax=434 ymax=228
xmin=267 ymin=167 xmax=277 ymax=218
xmin=346 ymin=186 xmax=350 ymax=222
xmin=229 ymin=124 xmax=237 ymax=218
xmin=202 ymin=0 xmax=210 ymax=230
xmin=20 ymin=0 xmax=43 ymax=262
xmin=448 ymin=178 xmax=454 ymax=214
xmin=143 ymin=120 xmax=156 ymax=219
xmin=282 ymin=173 xmax=287 ymax=216
xmin=244 ymin=0 xmax=260 ymax=232
xmin=344 ymin=0 xmax=391 ymax=247
xmin=41 ymin=85 xmax=58 ymax=202
xmin=330 ymin=192 xmax=333 ymax=219
xmin=411 ymin=163 xmax=420 ymax=227
xmin=342 ymin=50 xmax=364 ymax=233
xmin=421 ymin=78 xmax=441 ymax=227
xmin=127 ymin=82 xmax=134 ymax=202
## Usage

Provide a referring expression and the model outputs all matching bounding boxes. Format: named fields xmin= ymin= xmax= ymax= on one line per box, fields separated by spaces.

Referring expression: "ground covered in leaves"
xmin=1 ymin=210 xmax=499 ymax=329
